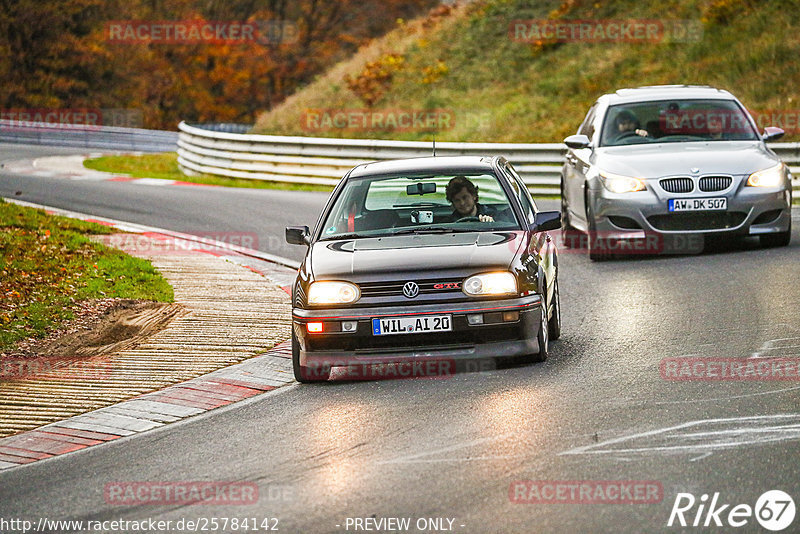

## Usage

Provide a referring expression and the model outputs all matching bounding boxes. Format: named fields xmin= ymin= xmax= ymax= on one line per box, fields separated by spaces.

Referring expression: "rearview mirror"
xmin=285 ymin=225 xmax=310 ymax=245
xmin=762 ymin=126 xmax=785 ymax=142
xmin=407 ymin=182 xmax=437 ymax=195
xmin=531 ymin=211 xmax=561 ymax=233
xmin=564 ymin=134 xmax=591 ymax=149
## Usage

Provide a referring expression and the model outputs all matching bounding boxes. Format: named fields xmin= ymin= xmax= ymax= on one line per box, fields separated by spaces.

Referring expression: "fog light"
xmin=467 ymin=314 xmax=484 ymax=325
xmin=342 ymin=321 xmax=357 ymax=332
xmin=307 ymin=322 xmax=324 ymax=333
xmin=502 ymin=311 xmax=519 ymax=322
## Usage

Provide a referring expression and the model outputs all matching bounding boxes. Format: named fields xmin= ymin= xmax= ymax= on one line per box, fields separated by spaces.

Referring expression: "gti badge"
xmin=433 ymin=282 xmax=461 ymax=290
xmin=402 ymin=282 xmax=420 ymax=298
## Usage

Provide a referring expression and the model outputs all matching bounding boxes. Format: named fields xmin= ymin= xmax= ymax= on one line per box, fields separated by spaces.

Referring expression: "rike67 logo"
xmin=668 ymin=490 xmax=796 ymax=531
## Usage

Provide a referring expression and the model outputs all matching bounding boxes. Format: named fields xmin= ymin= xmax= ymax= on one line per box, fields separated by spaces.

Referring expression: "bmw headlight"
xmin=747 ymin=163 xmax=785 ymax=187
xmin=463 ymin=272 xmax=517 ymax=297
xmin=308 ymin=281 xmax=360 ymax=305
xmin=599 ymin=171 xmax=646 ymax=193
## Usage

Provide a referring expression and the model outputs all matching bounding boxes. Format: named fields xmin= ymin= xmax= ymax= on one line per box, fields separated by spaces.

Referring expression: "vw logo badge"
xmin=402 ymin=282 xmax=420 ymax=299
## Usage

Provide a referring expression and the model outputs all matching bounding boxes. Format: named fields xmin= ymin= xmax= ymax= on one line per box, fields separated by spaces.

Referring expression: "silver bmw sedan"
xmin=561 ymin=85 xmax=792 ymax=260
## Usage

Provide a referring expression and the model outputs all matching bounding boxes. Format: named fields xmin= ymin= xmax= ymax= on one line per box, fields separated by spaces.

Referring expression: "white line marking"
xmin=131 ymin=178 xmax=176 ymax=186
xmin=648 ymin=385 xmax=800 ymax=405
xmin=751 ymin=337 xmax=800 ymax=358
xmin=559 ymin=414 xmax=800 ymax=457
xmin=678 ymin=424 xmax=800 ymax=438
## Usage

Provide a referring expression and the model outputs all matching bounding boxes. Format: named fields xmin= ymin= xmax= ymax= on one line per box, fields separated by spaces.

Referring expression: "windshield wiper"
xmin=392 ymin=226 xmax=471 ymax=235
xmin=394 ymin=202 xmax=439 ymax=207
xmin=318 ymin=232 xmax=368 ymax=241
xmin=320 ymin=227 xmax=474 ymax=240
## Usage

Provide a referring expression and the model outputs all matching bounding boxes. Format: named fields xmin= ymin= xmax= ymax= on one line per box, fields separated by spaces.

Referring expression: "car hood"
xmin=308 ymin=231 xmax=522 ymax=280
xmin=594 ymin=141 xmax=779 ymax=178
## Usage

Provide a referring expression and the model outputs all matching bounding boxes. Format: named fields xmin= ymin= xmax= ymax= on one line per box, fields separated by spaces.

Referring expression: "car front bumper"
xmin=587 ymin=178 xmax=791 ymax=252
xmin=292 ymin=294 xmax=544 ymax=370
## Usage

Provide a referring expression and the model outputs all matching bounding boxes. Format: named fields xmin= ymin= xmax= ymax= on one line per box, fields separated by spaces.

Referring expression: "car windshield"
xmin=318 ymin=172 xmax=519 ymax=240
xmin=600 ymin=99 xmax=760 ymax=146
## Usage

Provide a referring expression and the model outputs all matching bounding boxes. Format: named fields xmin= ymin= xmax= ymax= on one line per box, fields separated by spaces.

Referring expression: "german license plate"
xmin=372 ymin=315 xmax=452 ymax=336
xmin=668 ymin=198 xmax=727 ymax=212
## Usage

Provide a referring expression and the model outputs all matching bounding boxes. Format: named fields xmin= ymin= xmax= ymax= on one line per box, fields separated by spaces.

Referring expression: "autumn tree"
xmin=0 ymin=0 xmax=438 ymax=128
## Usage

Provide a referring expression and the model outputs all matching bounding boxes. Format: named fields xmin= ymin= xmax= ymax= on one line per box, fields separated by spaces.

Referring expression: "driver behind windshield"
xmin=613 ymin=110 xmax=649 ymax=140
xmin=446 ymin=176 xmax=496 ymax=222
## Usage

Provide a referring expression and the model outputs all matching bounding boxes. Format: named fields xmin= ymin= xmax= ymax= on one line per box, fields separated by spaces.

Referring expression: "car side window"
xmin=504 ymin=165 xmax=536 ymax=225
xmin=579 ymin=103 xmax=597 ymax=139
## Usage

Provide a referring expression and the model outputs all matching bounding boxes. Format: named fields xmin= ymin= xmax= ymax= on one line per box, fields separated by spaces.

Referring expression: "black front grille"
xmin=753 ymin=209 xmax=783 ymax=225
xmin=647 ymin=212 xmax=747 ymax=231
xmin=608 ymin=216 xmax=642 ymax=230
xmin=660 ymin=177 xmax=694 ymax=193
xmin=698 ymin=176 xmax=732 ymax=192
xmin=308 ymin=322 xmax=520 ymax=352
xmin=359 ymin=278 xmax=464 ymax=298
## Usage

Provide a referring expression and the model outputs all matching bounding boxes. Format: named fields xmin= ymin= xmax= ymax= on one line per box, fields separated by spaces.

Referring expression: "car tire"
xmin=585 ymin=197 xmax=610 ymax=262
xmin=759 ymin=220 xmax=791 ymax=248
xmin=529 ymin=304 xmax=549 ymax=363
xmin=532 ymin=306 xmax=550 ymax=362
xmin=292 ymin=330 xmax=330 ymax=383
xmin=561 ymin=195 xmax=581 ymax=248
xmin=548 ymin=277 xmax=562 ymax=341
xmin=587 ymin=219 xmax=611 ymax=262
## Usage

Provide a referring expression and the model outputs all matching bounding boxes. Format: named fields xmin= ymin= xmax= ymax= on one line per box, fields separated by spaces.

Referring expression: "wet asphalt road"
xmin=0 ymin=144 xmax=328 ymax=264
xmin=1 ymin=144 xmax=800 ymax=533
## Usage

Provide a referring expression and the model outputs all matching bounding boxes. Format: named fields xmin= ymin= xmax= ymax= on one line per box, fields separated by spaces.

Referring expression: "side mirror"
xmin=762 ymin=126 xmax=785 ymax=142
xmin=285 ymin=225 xmax=310 ymax=245
xmin=564 ymin=134 xmax=591 ymax=149
xmin=531 ymin=211 xmax=561 ymax=233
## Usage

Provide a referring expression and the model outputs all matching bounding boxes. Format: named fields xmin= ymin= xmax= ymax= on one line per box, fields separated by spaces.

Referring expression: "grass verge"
xmin=254 ymin=0 xmax=800 ymax=144
xmin=0 ymin=199 xmax=174 ymax=352
xmin=84 ymin=153 xmax=335 ymax=192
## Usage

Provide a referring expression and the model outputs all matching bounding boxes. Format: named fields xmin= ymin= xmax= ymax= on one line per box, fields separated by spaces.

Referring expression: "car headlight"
xmin=308 ymin=281 xmax=360 ymax=305
xmin=463 ymin=272 xmax=517 ymax=297
xmin=599 ymin=171 xmax=646 ymax=193
xmin=747 ymin=163 xmax=785 ymax=187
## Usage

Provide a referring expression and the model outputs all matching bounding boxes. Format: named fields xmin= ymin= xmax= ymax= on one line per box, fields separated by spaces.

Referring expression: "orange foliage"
xmin=0 ymin=0 xmax=438 ymax=129
xmin=345 ymin=54 xmax=406 ymax=107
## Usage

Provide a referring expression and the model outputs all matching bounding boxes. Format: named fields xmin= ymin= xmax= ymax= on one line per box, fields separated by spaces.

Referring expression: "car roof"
xmin=599 ymin=85 xmax=737 ymax=105
xmin=348 ymin=156 xmax=500 ymax=178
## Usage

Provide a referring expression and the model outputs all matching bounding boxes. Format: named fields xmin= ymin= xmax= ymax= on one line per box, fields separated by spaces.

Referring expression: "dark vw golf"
xmin=285 ymin=156 xmax=562 ymax=382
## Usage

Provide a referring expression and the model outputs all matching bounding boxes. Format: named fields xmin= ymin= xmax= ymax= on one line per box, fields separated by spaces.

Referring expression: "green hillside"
xmin=253 ymin=0 xmax=800 ymax=143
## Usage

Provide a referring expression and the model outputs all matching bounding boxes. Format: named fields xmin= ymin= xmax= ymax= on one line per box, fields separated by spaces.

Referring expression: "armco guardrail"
xmin=3 ymin=118 xmax=797 ymax=195
xmin=177 ymin=122 xmax=565 ymax=194
xmin=177 ymin=122 xmax=800 ymax=195
xmin=0 ymin=120 xmax=178 ymax=152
